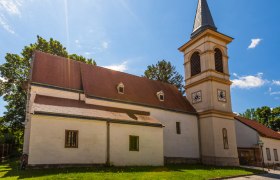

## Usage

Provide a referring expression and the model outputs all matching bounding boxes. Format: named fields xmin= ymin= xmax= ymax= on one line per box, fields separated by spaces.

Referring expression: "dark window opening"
xmin=190 ymin=52 xmax=201 ymax=76
xmin=222 ymin=128 xmax=229 ymax=149
xmin=266 ymin=148 xmax=271 ymax=161
xmin=65 ymin=130 xmax=78 ymax=148
xmin=215 ymin=48 xmax=224 ymax=73
xmin=159 ymin=94 xmax=164 ymax=101
xmin=274 ymin=149 xmax=279 ymax=161
xmin=119 ymin=86 xmax=124 ymax=93
xmin=176 ymin=122 xmax=181 ymax=134
xmin=129 ymin=136 xmax=139 ymax=151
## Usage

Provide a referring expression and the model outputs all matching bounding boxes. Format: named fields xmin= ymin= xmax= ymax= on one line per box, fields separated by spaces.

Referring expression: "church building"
xmin=24 ymin=0 xmax=248 ymax=167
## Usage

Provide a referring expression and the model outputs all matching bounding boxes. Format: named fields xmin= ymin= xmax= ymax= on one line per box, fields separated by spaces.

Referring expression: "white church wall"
xmin=260 ymin=137 xmax=280 ymax=164
xmin=235 ymin=120 xmax=259 ymax=148
xmin=28 ymin=115 xmax=107 ymax=165
xmin=86 ymin=97 xmax=200 ymax=159
xmin=110 ymin=123 xmax=164 ymax=166
xmin=152 ymin=109 xmax=200 ymax=159
xmin=29 ymin=85 xmax=200 ymax=160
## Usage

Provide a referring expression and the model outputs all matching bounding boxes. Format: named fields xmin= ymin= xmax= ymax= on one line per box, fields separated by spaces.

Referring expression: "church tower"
xmin=179 ymin=0 xmax=239 ymax=166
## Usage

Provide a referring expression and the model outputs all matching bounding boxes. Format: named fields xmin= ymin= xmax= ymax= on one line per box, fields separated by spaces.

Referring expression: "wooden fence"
xmin=0 ymin=144 xmax=12 ymax=162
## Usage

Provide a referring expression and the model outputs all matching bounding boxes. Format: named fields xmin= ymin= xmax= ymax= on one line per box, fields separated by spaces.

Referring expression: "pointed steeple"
xmin=191 ymin=0 xmax=217 ymax=38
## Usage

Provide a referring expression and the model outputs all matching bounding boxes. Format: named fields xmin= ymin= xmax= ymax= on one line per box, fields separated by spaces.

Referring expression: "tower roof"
xmin=191 ymin=0 xmax=217 ymax=38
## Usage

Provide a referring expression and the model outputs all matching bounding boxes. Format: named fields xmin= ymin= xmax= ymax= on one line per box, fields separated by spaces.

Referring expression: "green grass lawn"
xmin=0 ymin=160 xmax=264 ymax=180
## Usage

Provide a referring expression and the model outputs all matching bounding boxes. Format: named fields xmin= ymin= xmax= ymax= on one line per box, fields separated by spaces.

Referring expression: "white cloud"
xmin=0 ymin=0 xmax=23 ymax=34
xmin=0 ymin=0 xmax=22 ymax=15
xmin=268 ymin=87 xmax=280 ymax=96
xmin=0 ymin=15 xmax=15 ymax=34
xmin=248 ymin=38 xmax=262 ymax=49
xmin=232 ymin=73 xmax=266 ymax=89
xmin=103 ymin=61 xmax=128 ymax=72
xmin=272 ymin=80 xmax=280 ymax=86
xmin=101 ymin=41 xmax=109 ymax=49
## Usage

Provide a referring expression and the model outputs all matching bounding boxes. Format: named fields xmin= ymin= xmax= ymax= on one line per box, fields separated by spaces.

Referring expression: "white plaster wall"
xmin=28 ymin=115 xmax=107 ymax=165
xmin=110 ymin=123 xmax=164 ymax=166
xmin=86 ymin=98 xmax=200 ymax=159
xmin=152 ymin=109 xmax=200 ymax=158
xmin=260 ymin=137 xmax=280 ymax=164
xmin=28 ymin=85 xmax=200 ymax=160
xmin=235 ymin=120 xmax=259 ymax=148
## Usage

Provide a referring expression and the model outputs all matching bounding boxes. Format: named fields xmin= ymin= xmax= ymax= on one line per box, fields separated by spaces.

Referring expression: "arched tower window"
xmin=215 ymin=48 xmax=224 ymax=73
xmin=190 ymin=52 xmax=201 ymax=76
xmin=222 ymin=128 xmax=229 ymax=149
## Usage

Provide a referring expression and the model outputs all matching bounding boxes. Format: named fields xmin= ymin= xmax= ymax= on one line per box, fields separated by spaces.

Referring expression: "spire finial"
xmin=191 ymin=0 xmax=217 ymax=38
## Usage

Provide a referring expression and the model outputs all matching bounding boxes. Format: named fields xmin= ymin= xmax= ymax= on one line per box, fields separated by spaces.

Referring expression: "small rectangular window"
xmin=266 ymin=148 xmax=271 ymax=161
xmin=274 ymin=149 xmax=279 ymax=161
xmin=65 ymin=130 xmax=78 ymax=148
xmin=222 ymin=128 xmax=229 ymax=149
xmin=176 ymin=122 xmax=181 ymax=134
xmin=129 ymin=136 xmax=139 ymax=151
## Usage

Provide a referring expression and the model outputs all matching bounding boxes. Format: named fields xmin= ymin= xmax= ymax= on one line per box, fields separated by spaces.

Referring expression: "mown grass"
xmin=0 ymin=160 xmax=263 ymax=180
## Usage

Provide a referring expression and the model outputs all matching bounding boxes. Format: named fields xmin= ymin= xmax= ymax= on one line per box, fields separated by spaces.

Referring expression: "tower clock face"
xmin=217 ymin=89 xmax=226 ymax=102
xmin=192 ymin=91 xmax=202 ymax=104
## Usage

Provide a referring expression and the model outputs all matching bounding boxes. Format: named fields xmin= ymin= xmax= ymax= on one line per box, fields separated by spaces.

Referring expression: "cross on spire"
xmin=191 ymin=0 xmax=217 ymax=38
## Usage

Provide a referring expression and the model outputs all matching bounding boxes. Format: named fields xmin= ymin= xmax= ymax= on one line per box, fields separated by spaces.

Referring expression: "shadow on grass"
xmin=0 ymin=160 xmax=264 ymax=179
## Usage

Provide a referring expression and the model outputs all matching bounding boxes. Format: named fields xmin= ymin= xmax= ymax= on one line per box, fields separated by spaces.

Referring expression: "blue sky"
xmin=0 ymin=0 xmax=280 ymax=115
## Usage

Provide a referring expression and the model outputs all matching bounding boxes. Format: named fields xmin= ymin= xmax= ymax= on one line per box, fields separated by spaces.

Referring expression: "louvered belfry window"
xmin=190 ymin=52 xmax=201 ymax=76
xmin=215 ymin=48 xmax=224 ymax=73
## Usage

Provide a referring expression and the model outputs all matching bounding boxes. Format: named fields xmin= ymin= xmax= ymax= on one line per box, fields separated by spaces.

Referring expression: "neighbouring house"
xmin=235 ymin=116 xmax=280 ymax=166
xmin=23 ymin=0 xmax=265 ymax=167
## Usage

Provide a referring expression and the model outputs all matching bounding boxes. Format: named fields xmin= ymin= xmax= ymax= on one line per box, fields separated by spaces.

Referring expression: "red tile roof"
xmin=235 ymin=116 xmax=280 ymax=140
xmin=31 ymin=51 xmax=196 ymax=114
xmin=32 ymin=51 xmax=83 ymax=90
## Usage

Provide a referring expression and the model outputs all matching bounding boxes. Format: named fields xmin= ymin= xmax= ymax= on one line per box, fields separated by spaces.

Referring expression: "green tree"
xmin=239 ymin=108 xmax=257 ymax=120
xmin=270 ymin=107 xmax=280 ymax=131
xmin=255 ymin=106 xmax=272 ymax=127
xmin=0 ymin=36 xmax=96 ymax=135
xmin=144 ymin=60 xmax=184 ymax=94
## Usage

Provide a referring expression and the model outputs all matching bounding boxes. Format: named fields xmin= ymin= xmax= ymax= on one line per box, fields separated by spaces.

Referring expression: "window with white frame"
xmin=117 ymin=82 xmax=124 ymax=94
xmin=157 ymin=91 xmax=164 ymax=101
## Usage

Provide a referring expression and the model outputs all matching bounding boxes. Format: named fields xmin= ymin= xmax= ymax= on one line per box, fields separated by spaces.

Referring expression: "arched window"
xmin=215 ymin=48 xmax=224 ymax=73
xmin=190 ymin=52 xmax=201 ymax=76
xmin=222 ymin=128 xmax=229 ymax=149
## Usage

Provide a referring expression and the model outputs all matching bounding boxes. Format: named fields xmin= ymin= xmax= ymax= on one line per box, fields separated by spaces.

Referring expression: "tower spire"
xmin=191 ymin=0 xmax=217 ymax=38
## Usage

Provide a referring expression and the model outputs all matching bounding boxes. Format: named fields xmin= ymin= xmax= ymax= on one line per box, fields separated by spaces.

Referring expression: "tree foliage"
xmin=0 ymin=36 xmax=96 ymax=135
xmin=144 ymin=60 xmax=184 ymax=94
xmin=239 ymin=106 xmax=280 ymax=132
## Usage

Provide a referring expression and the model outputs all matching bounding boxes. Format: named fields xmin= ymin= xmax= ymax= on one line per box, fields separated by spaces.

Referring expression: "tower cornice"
xmin=179 ymin=29 xmax=233 ymax=52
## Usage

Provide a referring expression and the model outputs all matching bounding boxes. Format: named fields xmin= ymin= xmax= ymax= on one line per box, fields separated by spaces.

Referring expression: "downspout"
xmin=106 ymin=121 xmax=110 ymax=166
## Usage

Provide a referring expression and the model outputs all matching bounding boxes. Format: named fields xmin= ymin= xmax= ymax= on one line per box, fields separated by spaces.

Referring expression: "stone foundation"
xmin=164 ymin=157 xmax=200 ymax=165
xmin=202 ymin=156 xmax=240 ymax=166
